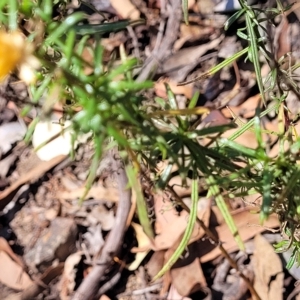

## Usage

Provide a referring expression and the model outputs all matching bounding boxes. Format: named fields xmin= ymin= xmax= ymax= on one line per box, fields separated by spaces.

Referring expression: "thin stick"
xmin=72 ymin=148 xmax=131 ymax=300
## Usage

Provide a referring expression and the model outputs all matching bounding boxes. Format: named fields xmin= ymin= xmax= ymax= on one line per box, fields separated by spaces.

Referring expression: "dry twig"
xmin=136 ymin=0 xmax=182 ymax=82
xmin=72 ymin=148 xmax=131 ymax=300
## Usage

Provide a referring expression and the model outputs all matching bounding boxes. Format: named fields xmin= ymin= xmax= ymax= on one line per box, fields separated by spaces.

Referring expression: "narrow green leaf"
xmin=182 ymin=0 xmax=189 ymax=25
xmin=152 ymin=175 xmax=198 ymax=281
xmin=24 ymin=117 xmax=40 ymax=144
xmin=80 ymin=135 xmax=103 ymax=202
xmin=157 ymin=163 xmax=173 ymax=189
xmin=260 ymin=166 xmax=273 ymax=222
xmin=207 ymin=175 xmax=245 ymax=251
xmin=178 ymin=47 xmax=249 ymax=85
xmin=228 ymin=104 xmax=280 ymax=141
xmin=219 ymin=138 xmax=258 ymax=158
xmin=165 ymin=83 xmax=178 ymax=110
xmin=188 ymin=91 xmax=199 ymax=109
xmin=74 ymin=19 xmax=144 ymax=36
xmin=8 ymin=0 xmax=18 ymax=30
xmin=46 ymin=12 xmax=85 ymax=44
xmin=126 ymin=165 xmax=154 ymax=239
xmin=224 ymin=9 xmax=245 ymax=30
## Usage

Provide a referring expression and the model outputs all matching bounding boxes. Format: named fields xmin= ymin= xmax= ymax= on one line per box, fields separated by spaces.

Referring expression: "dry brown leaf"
xmin=146 ymin=250 xmax=165 ymax=279
xmin=110 ymin=0 xmax=140 ymax=20
xmin=252 ymin=234 xmax=284 ymax=300
xmin=158 ymin=37 xmax=223 ymax=81
xmin=99 ymin=295 xmax=111 ymax=300
xmin=221 ymin=94 xmax=261 ymax=119
xmin=0 ymin=251 xmax=33 ymax=290
xmin=22 ymin=263 xmax=64 ymax=299
xmin=0 ymin=154 xmax=66 ymax=211
xmin=0 ymin=237 xmax=24 ymax=268
xmin=217 ymin=70 xmax=255 ymax=107
xmin=3 ymin=293 xmax=22 ymax=300
xmin=170 ymin=257 xmax=206 ymax=296
xmin=154 ymin=79 xmax=194 ymax=99
xmin=168 ymin=175 xmax=197 ymax=198
xmin=201 ymin=109 xmax=231 ymax=127
xmin=200 ymin=209 xmax=279 ymax=262
xmin=174 ymin=23 xmax=212 ymax=50
xmin=222 ymin=127 xmax=258 ymax=149
xmin=275 ymin=17 xmax=291 ymax=60
xmin=59 ymin=185 xmax=119 ymax=203
xmin=167 ymin=285 xmax=192 ymax=300
xmin=153 ymin=193 xmax=211 ymax=250
xmin=268 ymin=138 xmax=290 ymax=158
xmin=161 ymin=270 xmax=172 ymax=296
xmin=60 ymin=181 xmax=136 ymax=229
xmin=128 ymin=222 xmax=151 ymax=271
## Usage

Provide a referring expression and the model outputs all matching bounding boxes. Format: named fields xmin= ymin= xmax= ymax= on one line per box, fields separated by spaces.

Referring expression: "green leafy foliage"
xmin=180 ymin=0 xmax=300 ymax=269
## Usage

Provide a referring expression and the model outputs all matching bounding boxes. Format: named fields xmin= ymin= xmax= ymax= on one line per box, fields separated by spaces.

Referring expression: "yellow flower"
xmin=0 ymin=30 xmax=39 ymax=83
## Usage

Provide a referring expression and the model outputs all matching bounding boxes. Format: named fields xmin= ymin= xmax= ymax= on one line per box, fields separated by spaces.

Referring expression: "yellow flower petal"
xmin=0 ymin=30 xmax=25 ymax=80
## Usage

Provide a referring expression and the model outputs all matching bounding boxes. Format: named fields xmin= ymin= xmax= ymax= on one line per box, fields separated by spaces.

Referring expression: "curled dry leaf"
xmin=200 ymin=109 xmax=231 ymax=128
xmin=0 ymin=251 xmax=32 ymax=290
xmin=168 ymin=175 xmax=198 ymax=198
xmin=128 ymin=222 xmax=152 ymax=271
xmin=146 ymin=250 xmax=166 ymax=279
xmin=214 ymin=70 xmax=256 ymax=108
xmin=0 ymin=237 xmax=24 ymax=268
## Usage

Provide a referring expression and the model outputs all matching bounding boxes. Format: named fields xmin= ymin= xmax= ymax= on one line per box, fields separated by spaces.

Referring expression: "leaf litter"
xmin=1 ymin=0 xmax=300 ymax=299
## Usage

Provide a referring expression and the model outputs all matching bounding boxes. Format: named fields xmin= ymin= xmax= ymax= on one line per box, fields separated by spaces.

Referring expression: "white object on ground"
xmin=32 ymin=120 xmax=73 ymax=161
